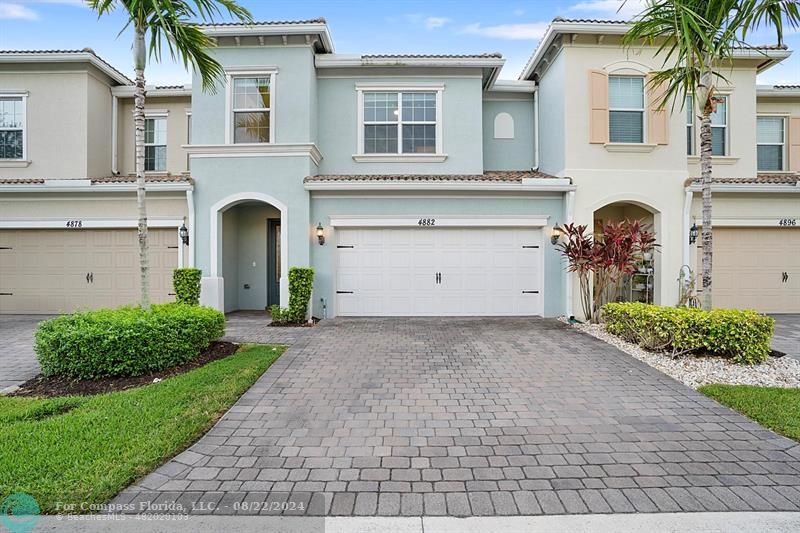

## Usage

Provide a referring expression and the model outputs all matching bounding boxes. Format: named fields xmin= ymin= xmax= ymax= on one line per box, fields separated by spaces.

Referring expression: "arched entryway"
xmin=592 ymin=200 xmax=660 ymax=305
xmin=209 ymin=192 xmax=287 ymax=312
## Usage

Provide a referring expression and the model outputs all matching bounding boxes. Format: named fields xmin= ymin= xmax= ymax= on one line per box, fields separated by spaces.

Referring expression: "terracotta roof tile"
xmin=0 ymin=174 xmax=192 ymax=185
xmin=685 ymin=173 xmax=799 ymax=186
xmin=0 ymin=48 xmax=132 ymax=84
xmin=304 ymin=170 xmax=560 ymax=183
xmin=195 ymin=18 xmax=326 ymax=27
xmin=363 ymin=53 xmax=503 ymax=59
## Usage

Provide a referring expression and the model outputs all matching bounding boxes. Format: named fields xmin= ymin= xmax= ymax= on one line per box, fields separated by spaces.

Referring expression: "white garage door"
xmin=336 ymin=227 xmax=543 ymax=316
xmin=0 ymin=228 xmax=179 ymax=314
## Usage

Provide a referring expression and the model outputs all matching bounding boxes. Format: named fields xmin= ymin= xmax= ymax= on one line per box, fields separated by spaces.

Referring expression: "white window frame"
xmin=0 ymin=92 xmax=28 ymax=162
xmin=225 ymin=69 xmax=277 ymax=145
xmin=355 ymin=84 xmax=445 ymax=162
xmin=756 ymin=114 xmax=787 ymax=172
xmin=686 ymin=95 xmax=695 ymax=155
xmin=185 ymin=109 xmax=192 ymax=171
xmin=710 ymin=95 xmax=729 ymax=157
xmin=144 ymin=112 xmax=168 ymax=173
xmin=607 ymin=75 xmax=646 ymax=144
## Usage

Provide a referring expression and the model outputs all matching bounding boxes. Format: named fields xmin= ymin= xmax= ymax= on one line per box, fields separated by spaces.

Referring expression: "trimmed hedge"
xmin=173 ymin=268 xmax=202 ymax=305
xmin=35 ymin=304 xmax=225 ymax=380
xmin=602 ymin=302 xmax=775 ymax=365
xmin=271 ymin=267 xmax=314 ymax=325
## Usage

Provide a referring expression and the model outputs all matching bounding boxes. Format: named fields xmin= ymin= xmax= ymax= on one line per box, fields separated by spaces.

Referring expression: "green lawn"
xmin=699 ymin=384 xmax=800 ymax=442
xmin=0 ymin=344 xmax=284 ymax=513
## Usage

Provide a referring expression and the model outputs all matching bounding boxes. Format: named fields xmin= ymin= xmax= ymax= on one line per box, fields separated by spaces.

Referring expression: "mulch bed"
xmin=10 ymin=341 xmax=239 ymax=399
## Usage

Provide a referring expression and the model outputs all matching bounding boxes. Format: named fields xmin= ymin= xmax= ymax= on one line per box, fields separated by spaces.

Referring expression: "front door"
xmin=267 ymin=219 xmax=281 ymax=307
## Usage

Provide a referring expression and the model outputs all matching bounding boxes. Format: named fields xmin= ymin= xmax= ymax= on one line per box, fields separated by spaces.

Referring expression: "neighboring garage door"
xmin=0 ymin=228 xmax=178 ymax=314
xmin=697 ymin=227 xmax=800 ymax=313
xmin=336 ymin=227 xmax=543 ymax=316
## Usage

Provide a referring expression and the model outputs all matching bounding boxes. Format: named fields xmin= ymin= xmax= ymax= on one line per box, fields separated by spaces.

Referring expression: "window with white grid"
xmin=144 ymin=116 xmax=166 ymax=172
xmin=710 ymin=96 xmax=727 ymax=156
xmin=0 ymin=96 xmax=26 ymax=160
xmin=361 ymin=90 xmax=440 ymax=154
xmin=232 ymin=76 xmax=271 ymax=144
xmin=757 ymin=116 xmax=785 ymax=171
xmin=608 ymin=76 xmax=645 ymax=143
xmin=686 ymin=95 xmax=694 ymax=155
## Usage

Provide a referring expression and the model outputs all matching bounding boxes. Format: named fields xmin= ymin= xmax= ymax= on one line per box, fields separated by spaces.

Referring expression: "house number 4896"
xmin=778 ymin=218 xmax=797 ymax=226
xmin=418 ymin=218 xmax=436 ymax=226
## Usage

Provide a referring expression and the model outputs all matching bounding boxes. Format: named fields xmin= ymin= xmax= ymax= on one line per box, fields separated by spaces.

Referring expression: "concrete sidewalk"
xmin=29 ymin=512 xmax=800 ymax=532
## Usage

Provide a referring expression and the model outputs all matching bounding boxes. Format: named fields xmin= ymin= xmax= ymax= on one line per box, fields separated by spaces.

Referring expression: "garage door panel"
xmin=336 ymin=226 xmax=543 ymax=317
xmin=0 ymin=228 xmax=178 ymax=314
xmin=698 ymin=227 xmax=799 ymax=313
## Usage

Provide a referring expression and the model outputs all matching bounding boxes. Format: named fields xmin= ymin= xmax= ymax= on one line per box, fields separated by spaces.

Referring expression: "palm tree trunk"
xmin=699 ymin=109 xmax=713 ymax=311
xmin=134 ymin=28 xmax=150 ymax=309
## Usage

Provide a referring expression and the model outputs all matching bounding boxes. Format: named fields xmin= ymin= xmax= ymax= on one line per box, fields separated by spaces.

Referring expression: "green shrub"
xmin=270 ymin=267 xmax=315 ymax=325
xmin=35 ymin=303 xmax=225 ymax=380
xmin=602 ymin=302 xmax=774 ymax=365
xmin=173 ymin=268 xmax=202 ymax=305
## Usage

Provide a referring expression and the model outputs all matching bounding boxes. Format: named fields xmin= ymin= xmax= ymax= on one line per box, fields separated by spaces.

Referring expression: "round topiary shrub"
xmin=34 ymin=303 xmax=225 ymax=380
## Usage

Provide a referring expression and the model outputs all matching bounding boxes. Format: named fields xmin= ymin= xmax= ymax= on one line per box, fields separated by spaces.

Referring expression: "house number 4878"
xmin=65 ymin=220 xmax=83 ymax=228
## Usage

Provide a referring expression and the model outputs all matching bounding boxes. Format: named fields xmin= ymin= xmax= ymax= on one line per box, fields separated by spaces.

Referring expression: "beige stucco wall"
xmin=117 ymin=96 xmax=191 ymax=176
xmin=691 ymin=193 xmax=800 ymax=226
xmin=86 ymin=73 xmax=114 ymax=177
xmin=0 ymin=69 xmax=89 ymax=178
xmin=0 ymin=192 xmax=187 ymax=220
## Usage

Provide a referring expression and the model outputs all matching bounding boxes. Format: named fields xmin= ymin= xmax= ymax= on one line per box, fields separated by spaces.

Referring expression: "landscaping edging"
xmin=564 ymin=318 xmax=800 ymax=389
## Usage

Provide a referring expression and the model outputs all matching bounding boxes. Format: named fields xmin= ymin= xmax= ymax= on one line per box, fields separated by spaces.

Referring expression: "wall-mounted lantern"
xmin=179 ymin=222 xmax=189 ymax=246
xmin=550 ymin=224 xmax=563 ymax=245
xmin=689 ymin=222 xmax=699 ymax=245
xmin=316 ymin=222 xmax=325 ymax=246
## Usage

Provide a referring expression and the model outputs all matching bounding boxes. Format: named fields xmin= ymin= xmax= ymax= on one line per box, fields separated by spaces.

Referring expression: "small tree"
xmin=557 ymin=219 xmax=657 ymax=323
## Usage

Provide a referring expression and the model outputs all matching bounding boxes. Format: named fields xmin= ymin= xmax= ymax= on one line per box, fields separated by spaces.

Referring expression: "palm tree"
xmin=623 ymin=0 xmax=799 ymax=310
xmin=88 ymin=0 xmax=251 ymax=308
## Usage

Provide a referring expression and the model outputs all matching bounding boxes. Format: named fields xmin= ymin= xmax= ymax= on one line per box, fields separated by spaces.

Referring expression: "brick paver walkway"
xmin=114 ymin=318 xmax=800 ymax=516
xmin=0 ymin=315 xmax=49 ymax=389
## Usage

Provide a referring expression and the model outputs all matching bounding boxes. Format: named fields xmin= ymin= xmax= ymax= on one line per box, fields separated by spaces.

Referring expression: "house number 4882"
xmin=418 ymin=218 xmax=436 ymax=226
xmin=778 ymin=218 xmax=797 ymax=226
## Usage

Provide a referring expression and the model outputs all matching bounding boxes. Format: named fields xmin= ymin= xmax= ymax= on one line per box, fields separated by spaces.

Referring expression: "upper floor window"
xmin=144 ymin=116 xmax=167 ymax=172
xmin=686 ymin=95 xmax=694 ymax=155
xmin=710 ymin=96 xmax=727 ymax=156
xmin=757 ymin=116 xmax=785 ymax=171
xmin=232 ymin=76 xmax=271 ymax=143
xmin=0 ymin=96 xmax=26 ymax=160
xmin=608 ymin=76 xmax=644 ymax=143
xmin=358 ymin=88 xmax=443 ymax=157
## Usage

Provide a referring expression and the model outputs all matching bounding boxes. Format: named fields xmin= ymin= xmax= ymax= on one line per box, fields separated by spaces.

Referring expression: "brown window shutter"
xmin=646 ymin=74 xmax=669 ymax=145
xmin=789 ymin=117 xmax=800 ymax=172
xmin=589 ymin=69 xmax=609 ymax=144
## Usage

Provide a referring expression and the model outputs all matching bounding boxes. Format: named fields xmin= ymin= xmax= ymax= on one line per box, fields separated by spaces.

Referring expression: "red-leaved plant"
xmin=556 ymin=219 xmax=657 ymax=323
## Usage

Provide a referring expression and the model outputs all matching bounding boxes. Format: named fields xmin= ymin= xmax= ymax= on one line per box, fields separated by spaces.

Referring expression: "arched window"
xmin=494 ymin=112 xmax=514 ymax=139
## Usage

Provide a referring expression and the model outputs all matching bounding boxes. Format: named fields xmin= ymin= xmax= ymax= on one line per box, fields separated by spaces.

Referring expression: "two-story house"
xmin=1 ymin=18 xmax=798 ymax=317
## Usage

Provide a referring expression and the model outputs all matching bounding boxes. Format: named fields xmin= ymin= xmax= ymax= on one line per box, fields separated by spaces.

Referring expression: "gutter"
xmin=304 ymin=179 xmax=575 ymax=192
xmin=686 ymin=183 xmax=799 ymax=193
xmin=112 ymin=85 xmax=192 ymax=98
xmin=0 ymin=182 xmax=193 ymax=193
xmin=533 ymin=88 xmax=540 ymax=170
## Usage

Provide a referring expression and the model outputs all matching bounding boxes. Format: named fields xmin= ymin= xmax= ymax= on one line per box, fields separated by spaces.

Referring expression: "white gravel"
xmin=563 ymin=318 xmax=800 ymax=389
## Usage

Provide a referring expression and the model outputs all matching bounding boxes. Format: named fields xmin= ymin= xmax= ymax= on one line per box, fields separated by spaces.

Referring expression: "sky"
xmin=1 ymin=0 xmax=798 ymax=86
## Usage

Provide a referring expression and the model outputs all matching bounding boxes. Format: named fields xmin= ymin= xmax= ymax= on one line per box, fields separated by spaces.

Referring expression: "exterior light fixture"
xmin=316 ymin=222 xmax=325 ymax=245
xmin=179 ymin=222 xmax=189 ymax=246
xmin=689 ymin=222 xmax=699 ymax=245
xmin=550 ymin=224 xmax=563 ymax=245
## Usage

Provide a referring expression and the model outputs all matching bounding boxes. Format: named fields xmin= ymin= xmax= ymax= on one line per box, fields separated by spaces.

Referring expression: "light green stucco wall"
xmin=482 ymin=98 xmax=535 ymax=171
xmin=309 ymin=192 xmax=566 ymax=318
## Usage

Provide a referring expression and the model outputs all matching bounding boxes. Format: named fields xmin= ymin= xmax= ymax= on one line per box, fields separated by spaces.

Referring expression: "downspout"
xmin=682 ymin=188 xmax=693 ymax=268
xmin=533 ymin=88 xmax=540 ymax=170
xmin=111 ymin=95 xmax=118 ymax=174
xmin=186 ymin=188 xmax=195 ymax=267
xmin=564 ymin=186 xmax=575 ymax=318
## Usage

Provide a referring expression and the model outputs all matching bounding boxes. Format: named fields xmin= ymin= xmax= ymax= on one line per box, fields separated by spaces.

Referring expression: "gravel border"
xmin=563 ymin=318 xmax=800 ymax=389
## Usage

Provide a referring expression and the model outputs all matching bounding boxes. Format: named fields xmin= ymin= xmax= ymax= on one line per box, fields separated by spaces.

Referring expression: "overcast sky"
xmin=1 ymin=0 xmax=798 ymax=86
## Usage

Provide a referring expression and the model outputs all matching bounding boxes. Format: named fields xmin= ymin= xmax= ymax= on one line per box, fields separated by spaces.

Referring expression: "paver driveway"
xmin=0 ymin=315 xmax=48 ymax=389
xmin=115 ymin=317 xmax=800 ymax=516
xmin=772 ymin=314 xmax=800 ymax=361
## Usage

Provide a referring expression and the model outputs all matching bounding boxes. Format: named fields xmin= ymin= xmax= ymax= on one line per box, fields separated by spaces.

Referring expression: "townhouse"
xmin=0 ymin=18 xmax=798 ymax=317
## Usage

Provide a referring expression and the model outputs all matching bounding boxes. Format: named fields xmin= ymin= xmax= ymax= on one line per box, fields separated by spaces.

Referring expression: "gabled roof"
xmin=197 ymin=18 xmax=334 ymax=53
xmin=0 ymin=49 xmax=132 ymax=85
xmin=520 ymin=18 xmax=792 ymax=81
